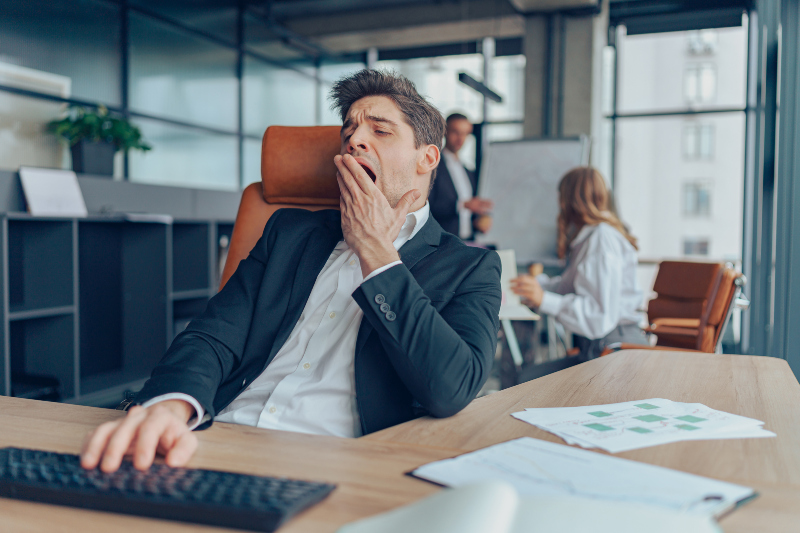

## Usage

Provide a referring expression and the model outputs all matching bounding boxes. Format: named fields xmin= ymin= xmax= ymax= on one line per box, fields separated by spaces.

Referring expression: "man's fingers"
xmin=99 ymin=407 xmax=147 ymax=472
xmin=394 ymin=189 xmax=421 ymax=218
xmin=165 ymin=431 xmax=198 ymax=467
xmin=132 ymin=411 xmax=173 ymax=471
xmin=336 ymin=172 xmax=353 ymax=204
xmin=81 ymin=420 xmax=121 ymax=469
xmin=334 ymin=155 xmax=362 ymax=195
xmin=341 ymin=154 xmax=374 ymax=194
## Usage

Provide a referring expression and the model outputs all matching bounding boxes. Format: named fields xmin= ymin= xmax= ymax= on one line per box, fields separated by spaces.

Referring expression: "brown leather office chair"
xmin=607 ymin=260 xmax=748 ymax=354
xmin=219 ymin=126 xmax=342 ymax=291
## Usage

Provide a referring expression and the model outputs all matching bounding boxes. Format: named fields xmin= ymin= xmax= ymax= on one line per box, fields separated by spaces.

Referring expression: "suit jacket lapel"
xmin=268 ymin=211 xmax=342 ymax=364
xmin=355 ymin=215 xmax=443 ymax=356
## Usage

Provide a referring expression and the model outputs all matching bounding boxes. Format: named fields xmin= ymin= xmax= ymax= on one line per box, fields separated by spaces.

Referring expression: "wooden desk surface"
xmin=0 ymin=396 xmax=457 ymax=533
xmin=365 ymin=350 xmax=800 ymax=532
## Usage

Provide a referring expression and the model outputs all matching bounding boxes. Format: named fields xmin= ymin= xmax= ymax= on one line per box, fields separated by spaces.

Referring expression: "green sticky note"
xmin=634 ymin=414 xmax=667 ymax=423
xmin=628 ymin=427 xmax=652 ymax=434
xmin=635 ymin=403 xmax=660 ymax=410
xmin=588 ymin=411 xmax=613 ymax=417
xmin=676 ymin=415 xmax=707 ymax=423
xmin=584 ymin=423 xmax=614 ymax=432
xmin=676 ymin=424 xmax=700 ymax=431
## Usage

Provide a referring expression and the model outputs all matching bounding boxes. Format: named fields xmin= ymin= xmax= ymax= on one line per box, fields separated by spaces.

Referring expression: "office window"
xmin=242 ymin=57 xmax=317 ymax=135
xmin=244 ymin=13 xmax=317 ymax=65
xmin=129 ymin=12 xmax=239 ymax=131
xmin=683 ymin=238 xmax=710 ymax=256
xmin=128 ymin=118 xmax=238 ymax=190
xmin=683 ymin=182 xmax=712 ymax=216
xmin=617 ymin=26 xmax=745 ymax=113
xmin=243 ymin=138 xmax=263 ymax=187
xmin=687 ymin=30 xmax=718 ymax=55
xmin=684 ymin=64 xmax=716 ymax=105
xmin=683 ymin=124 xmax=715 ymax=160
xmin=0 ymin=0 xmax=122 ymax=106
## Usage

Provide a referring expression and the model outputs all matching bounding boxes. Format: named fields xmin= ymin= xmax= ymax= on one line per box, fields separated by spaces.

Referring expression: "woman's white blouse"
xmin=536 ymin=222 xmax=643 ymax=340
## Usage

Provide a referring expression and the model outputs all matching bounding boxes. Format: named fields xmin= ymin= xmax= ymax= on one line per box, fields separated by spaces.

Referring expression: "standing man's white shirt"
xmin=442 ymin=148 xmax=474 ymax=240
xmin=143 ymin=204 xmax=430 ymax=438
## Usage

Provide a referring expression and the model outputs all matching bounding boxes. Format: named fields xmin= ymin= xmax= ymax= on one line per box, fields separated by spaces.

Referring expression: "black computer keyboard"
xmin=0 ymin=447 xmax=336 ymax=532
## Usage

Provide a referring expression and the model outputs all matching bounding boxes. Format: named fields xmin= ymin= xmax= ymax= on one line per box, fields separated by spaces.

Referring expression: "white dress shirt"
xmin=442 ymin=148 xmax=474 ymax=240
xmin=143 ymin=203 xmax=430 ymax=438
xmin=536 ymin=222 xmax=643 ymax=340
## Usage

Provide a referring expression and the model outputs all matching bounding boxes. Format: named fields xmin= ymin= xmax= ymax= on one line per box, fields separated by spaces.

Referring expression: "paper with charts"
xmin=511 ymin=398 xmax=775 ymax=453
xmin=411 ymin=437 xmax=754 ymax=518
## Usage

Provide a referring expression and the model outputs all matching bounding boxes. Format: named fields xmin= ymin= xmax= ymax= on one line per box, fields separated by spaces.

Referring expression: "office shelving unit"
xmin=0 ymin=214 xmax=234 ymax=407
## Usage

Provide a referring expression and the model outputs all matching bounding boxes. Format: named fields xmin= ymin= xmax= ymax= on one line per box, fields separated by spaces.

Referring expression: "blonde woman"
xmin=511 ymin=167 xmax=646 ymax=360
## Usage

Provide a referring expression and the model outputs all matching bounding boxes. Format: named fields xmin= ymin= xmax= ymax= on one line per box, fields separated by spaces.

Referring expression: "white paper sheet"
xmin=511 ymin=398 xmax=775 ymax=453
xmin=19 ymin=166 xmax=88 ymax=217
xmin=411 ymin=437 xmax=755 ymax=518
xmin=496 ymin=249 xmax=538 ymax=320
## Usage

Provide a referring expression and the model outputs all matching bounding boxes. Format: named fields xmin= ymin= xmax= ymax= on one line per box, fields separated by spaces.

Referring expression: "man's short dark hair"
xmin=446 ymin=112 xmax=470 ymax=124
xmin=330 ymin=69 xmax=445 ymax=186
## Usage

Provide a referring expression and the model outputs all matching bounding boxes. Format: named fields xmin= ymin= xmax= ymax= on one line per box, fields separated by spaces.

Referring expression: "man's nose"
xmin=347 ymin=127 xmax=369 ymax=153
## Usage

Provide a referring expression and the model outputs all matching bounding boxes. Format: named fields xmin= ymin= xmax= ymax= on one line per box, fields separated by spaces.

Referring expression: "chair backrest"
xmin=648 ymin=261 xmax=724 ymax=323
xmin=647 ymin=261 xmax=743 ymax=352
xmin=219 ymin=126 xmax=342 ymax=290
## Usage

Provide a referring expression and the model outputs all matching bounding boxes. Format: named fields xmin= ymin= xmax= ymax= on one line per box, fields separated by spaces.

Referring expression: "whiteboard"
xmin=476 ymin=137 xmax=588 ymax=264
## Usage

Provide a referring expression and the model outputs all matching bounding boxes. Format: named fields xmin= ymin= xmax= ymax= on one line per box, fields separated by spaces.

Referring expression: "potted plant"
xmin=48 ymin=105 xmax=152 ymax=176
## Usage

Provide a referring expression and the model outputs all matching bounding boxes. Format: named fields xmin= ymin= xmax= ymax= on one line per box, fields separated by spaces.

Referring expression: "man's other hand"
xmin=335 ymin=153 xmax=420 ymax=277
xmin=474 ymin=214 xmax=492 ymax=234
xmin=80 ymin=400 xmax=198 ymax=472
xmin=464 ymin=197 xmax=494 ymax=215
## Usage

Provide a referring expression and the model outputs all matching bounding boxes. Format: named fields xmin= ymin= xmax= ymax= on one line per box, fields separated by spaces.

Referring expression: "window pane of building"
xmin=244 ymin=13 xmax=317 ymax=65
xmin=0 ymin=0 xmax=121 ymax=106
xmin=615 ymin=112 xmax=744 ymax=262
xmin=129 ymin=12 xmax=238 ymax=131
xmin=617 ymin=25 xmax=746 ymax=113
xmin=375 ymin=54 xmax=484 ymax=122
xmin=243 ymin=57 xmax=317 ymax=135
xmin=129 ymin=118 xmax=238 ymax=190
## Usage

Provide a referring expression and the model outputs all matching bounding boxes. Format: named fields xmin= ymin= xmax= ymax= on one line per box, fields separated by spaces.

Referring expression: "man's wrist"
xmin=358 ymin=246 xmax=400 ymax=278
xmin=157 ymin=399 xmax=195 ymax=424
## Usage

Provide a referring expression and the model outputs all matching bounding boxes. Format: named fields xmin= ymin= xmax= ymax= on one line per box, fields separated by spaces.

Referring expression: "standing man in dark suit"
xmin=81 ymin=70 xmax=502 ymax=473
xmin=429 ymin=113 xmax=494 ymax=240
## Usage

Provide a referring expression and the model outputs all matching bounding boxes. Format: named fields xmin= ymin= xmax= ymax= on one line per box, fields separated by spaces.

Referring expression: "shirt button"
xmin=349 ymin=259 xmax=356 ymax=266
xmin=380 ymin=303 xmax=390 ymax=313
xmin=374 ymin=294 xmax=385 ymax=304
xmin=303 ymin=363 xmax=311 ymax=369
xmin=269 ymin=406 xmax=277 ymax=414
xmin=329 ymin=311 xmax=336 ymax=319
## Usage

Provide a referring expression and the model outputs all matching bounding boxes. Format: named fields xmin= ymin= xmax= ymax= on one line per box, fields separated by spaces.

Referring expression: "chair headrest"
xmin=261 ymin=125 xmax=342 ymax=206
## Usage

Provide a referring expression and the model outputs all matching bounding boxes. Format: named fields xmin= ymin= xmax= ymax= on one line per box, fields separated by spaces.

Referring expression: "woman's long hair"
xmin=556 ymin=167 xmax=638 ymax=259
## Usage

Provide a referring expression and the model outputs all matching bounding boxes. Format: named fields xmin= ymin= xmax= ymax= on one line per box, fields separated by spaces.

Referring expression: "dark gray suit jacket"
xmin=429 ymin=158 xmax=478 ymax=238
xmin=135 ymin=208 xmax=502 ymax=435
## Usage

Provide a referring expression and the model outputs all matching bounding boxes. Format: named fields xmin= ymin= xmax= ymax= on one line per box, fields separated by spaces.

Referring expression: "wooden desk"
xmin=0 ymin=396 xmax=457 ymax=533
xmin=366 ymin=350 xmax=800 ymax=532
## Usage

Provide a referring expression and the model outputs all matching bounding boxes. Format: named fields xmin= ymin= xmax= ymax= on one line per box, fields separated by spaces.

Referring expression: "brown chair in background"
xmin=608 ymin=260 xmax=749 ymax=354
xmin=219 ymin=126 xmax=342 ymax=290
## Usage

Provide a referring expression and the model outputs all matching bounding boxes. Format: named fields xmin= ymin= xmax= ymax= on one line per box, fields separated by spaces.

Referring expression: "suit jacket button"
xmin=375 ymin=294 xmax=386 ymax=304
xmin=386 ymin=311 xmax=397 ymax=321
xmin=380 ymin=303 xmax=390 ymax=313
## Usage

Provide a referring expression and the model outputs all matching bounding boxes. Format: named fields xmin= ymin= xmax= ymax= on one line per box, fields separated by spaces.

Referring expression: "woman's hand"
xmin=510 ymin=274 xmax=544 ymax=308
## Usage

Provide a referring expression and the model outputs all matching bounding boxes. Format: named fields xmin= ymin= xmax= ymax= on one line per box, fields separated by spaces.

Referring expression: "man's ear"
xmin=417 ymin=144 xmax=440 ymax=176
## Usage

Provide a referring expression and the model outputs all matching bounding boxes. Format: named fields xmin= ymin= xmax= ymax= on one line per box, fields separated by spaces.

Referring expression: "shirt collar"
xmin=393 ymin=202 xmax=430 ymax=250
